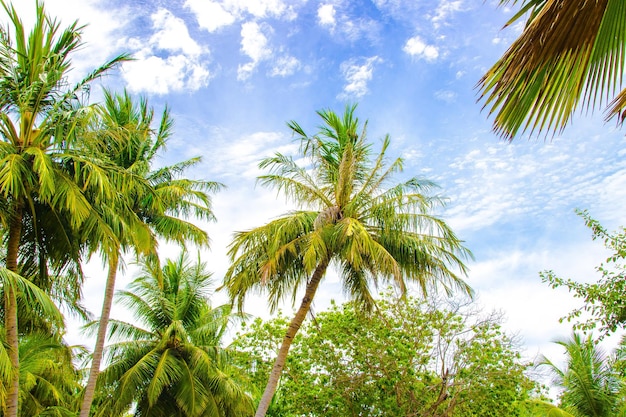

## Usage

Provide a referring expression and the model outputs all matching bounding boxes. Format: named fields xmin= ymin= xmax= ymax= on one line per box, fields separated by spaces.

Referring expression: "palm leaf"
xmin=478 ymin=0 xmax=626 ymax=138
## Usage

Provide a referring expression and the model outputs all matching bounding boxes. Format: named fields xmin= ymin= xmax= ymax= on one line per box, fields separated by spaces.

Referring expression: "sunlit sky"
xmin=10 ymin=0 xmax=626 ymax=367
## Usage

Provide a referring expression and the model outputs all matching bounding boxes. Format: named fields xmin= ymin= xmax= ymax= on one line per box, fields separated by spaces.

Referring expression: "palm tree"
xmin=78 ymin=89 xmax=222 ymax=417
xmin=539 ymin=332 xmax=625 ymax=417
xmin=477 ymin=0 xmax=626 ymax=139
xmin=15 ymin=332 xmax=83 ymax=417
xmin=0 ymin=2 xmax=128 ymax=414
xmin=223 ymin=105 xmax=473 ymax=416
xmin=94 ymin=252 xmax=254 ymax=417
xmin=0 ymin=268 xmax=65 ymax=412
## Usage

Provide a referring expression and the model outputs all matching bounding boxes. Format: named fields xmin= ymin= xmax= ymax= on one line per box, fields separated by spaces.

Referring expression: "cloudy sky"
xmin=10 ymin=0 xmax=626 ymax=368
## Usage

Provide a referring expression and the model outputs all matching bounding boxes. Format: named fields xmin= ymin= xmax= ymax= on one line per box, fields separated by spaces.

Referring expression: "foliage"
xmin=231 ymin=291 xmax=535 ymax=417
xmin=477 ymin=0 xmax=626 ymax=139
xmin=0 ymin=1 xmax=126 ymax=415
xmin=16 ymin=333 xmax=83 ymax=417
xmin=538 ymin=332 xmax=626 ymax=417
xmin=542 ymin=209 xmax=626 ymax=337
xmin=224 ymin=105 xmax=472 ymax=415
xmin=94 ymin=252 xmax=254 ymax=417
xmin=77 ymin=89 xmax=222 ymax=417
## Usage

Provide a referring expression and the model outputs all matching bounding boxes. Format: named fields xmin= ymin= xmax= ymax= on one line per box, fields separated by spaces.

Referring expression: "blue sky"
xmin=11 ymin=0 xmax=626 ymax=368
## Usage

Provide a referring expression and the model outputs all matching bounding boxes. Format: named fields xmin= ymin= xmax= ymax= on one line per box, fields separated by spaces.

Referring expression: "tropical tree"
xmin=78 ymin=89 xmax=221 ymax=417
xmin=541 ymin=210 xmax=626 ymax=338
xmin=0 ymin=2 xmax=127 ymax=414
xmin=223 ymin=105 xmax=473 ymax=416
xmin=16 ymin=332 xmax=83 ymax=417
xmin=231 ymin=293 xmax=535 ymax=417
xmin=477 ymin=0 xmax=626 ymax=139
xmin=94 ymin=252 xmax=254 ymax=417
xmin=538 ymin=332 xmax=625 ymax=417
xmin=0 ymin=269 xmax=65 ymax=414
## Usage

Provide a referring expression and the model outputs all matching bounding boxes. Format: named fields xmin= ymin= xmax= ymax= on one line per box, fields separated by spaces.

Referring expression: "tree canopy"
xmin=231 ymin=291 xmax=536 ymax=417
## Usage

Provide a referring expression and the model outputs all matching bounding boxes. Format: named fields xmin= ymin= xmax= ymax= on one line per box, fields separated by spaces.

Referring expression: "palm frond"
xmin=0 ymin=267 xmax=63 ymax=327
xmin=258 ymin=153 xmax=333 ymax=208
xmin=477 ymin=0 xmax=626 ymax=138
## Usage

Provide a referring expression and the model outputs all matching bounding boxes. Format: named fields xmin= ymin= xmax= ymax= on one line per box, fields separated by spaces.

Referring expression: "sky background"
xmin=9 ymin=0 xmax=626 ymax=377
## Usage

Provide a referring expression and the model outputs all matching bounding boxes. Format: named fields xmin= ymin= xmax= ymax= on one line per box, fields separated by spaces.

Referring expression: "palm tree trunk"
xmin=79 ymin=252 xmax=119 ymax=417
xmin=5 ymin=204 xmax=23 ymax=417
xmin=255 ymin=260 xmax=329 ymax=417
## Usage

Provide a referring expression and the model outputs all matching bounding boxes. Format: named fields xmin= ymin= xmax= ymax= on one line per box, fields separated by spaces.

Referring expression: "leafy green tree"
xmin=224 ymin=105 xmax=472 ymax=416
xmin=78 ymin=89 xmax=221 ymax=417
xmin=0 ymin=1 xmax=127 ymax=415
xmin=94 ymin=252 xmax=254 ymax=417
xmin=477 ymin=0 xmax=626 ymax=139
xmin=538 ymin=332 xmax=625 ymax=417
xmin=231 ymin=292 xmax=535 ymax=417
xmin=542 ymin=210 xmax=626 ymax=337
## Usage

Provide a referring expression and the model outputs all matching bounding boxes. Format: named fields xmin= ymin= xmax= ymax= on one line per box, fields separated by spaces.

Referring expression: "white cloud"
xmin=432 ymin=0 xmax=464 ymax=29
xmin=434 ymin=90 xmax=457 ymax=103
xmin=119 ymin=8 xmax=211 ymax=94
xmin=185 ymin=0 xmax=236 ymax=32
xmin=236 ymin=0 xmax=289 ymax=19
xmin=317 ymin=4 xmax=336 ymax=28
xmin=240 ymin=22 xmax=272 ymax=62
xmin=150 ymin=8 xmax=203 ymax=56
xmin=238 ymin=22 xmax=273 ymax=80
xmin=403 ymin=36 xmax=439 ymax=61
xmin=122 ymin=54 xmax=210 ymax=95
xmin=315 ymin=2 xmax=380 ymax=42
xmin=438 ymin=130 xmax=626 ymax=237
xmin=338 ymin=56 xmax=383 ymax=99
xmin=203 ymin=130 xmax=296 ymax=180
xmin=270 ymin=55 xmax=301 ymax=77
xmin=7 ymin=0 xmax=128 ymax=85
xmin=185 ymin=0 xmax=295 ymax=33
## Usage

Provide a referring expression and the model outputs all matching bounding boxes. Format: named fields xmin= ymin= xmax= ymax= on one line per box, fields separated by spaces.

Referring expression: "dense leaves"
xmin=77 ymin=89 xmax=221 ymax=417
xmin=232 ymin=292 xmax=535 ymax=417
xmin=94 ymin=252 xmax=254 ymax=417
xmin=0 ymin=1 xmax=126 ymax=414
xmin=538 ymin=333 xmax=626 ymax=417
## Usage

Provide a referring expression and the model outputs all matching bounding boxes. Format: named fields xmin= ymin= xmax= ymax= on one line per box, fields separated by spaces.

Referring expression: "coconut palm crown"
xmin=224 ymin=105 xmax=473 ymax=416
xmin=539 ymin=332 xmax=625 ymax=417
xmin=95 ymin=252 xmax=254 ymax=417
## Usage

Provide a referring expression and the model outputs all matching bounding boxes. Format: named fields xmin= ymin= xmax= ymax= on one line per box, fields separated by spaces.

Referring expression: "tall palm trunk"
xmin=79 ymin=251 xmax=119 ymax=417
xmin=5 ymin=203 xmax=23 ymax=417
xmin=255 ymin=260 xmax=330 ymax=417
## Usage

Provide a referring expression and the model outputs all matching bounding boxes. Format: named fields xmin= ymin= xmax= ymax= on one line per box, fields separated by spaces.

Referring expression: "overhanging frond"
xmin=478 ymin=0 xmax=626 ymax=139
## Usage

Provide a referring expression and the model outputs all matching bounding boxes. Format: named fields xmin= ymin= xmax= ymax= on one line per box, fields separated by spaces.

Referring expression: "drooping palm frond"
xmin=477 ymin=0 xmax=626 ymax=139
xmin=0 ymin=267 xmax=63 ymax=327
xmin=225 ymin=211 xmax=317 ymax=311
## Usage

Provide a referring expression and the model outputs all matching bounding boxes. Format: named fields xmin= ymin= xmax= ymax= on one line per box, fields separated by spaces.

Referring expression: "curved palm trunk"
xmin=255 ymin=260 xmax=329 ymax=417
xmin=5 ymin=204 xmax=23 ymax=417
xmin=79 ymin=252 xmax=119 ymax=417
